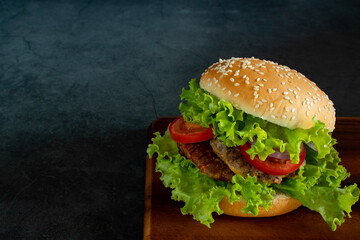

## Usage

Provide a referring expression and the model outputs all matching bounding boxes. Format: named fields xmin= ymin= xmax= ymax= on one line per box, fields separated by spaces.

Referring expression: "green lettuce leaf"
xmin=273 ymin=146 xmax=359 ymax=231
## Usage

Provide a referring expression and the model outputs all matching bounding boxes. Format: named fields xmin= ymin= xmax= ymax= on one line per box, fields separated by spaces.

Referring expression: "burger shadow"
xmin=0 ymin=128 xmax=147 ymax=239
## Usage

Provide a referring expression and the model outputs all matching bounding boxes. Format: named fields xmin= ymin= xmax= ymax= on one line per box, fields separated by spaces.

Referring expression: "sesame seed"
xmin=272 ymin=88 xmax=277 ymax=92
xmin=222 ymin=87 xmax=226 ymax=91
xmin=207 ymin=82 xmax=212 ymax=87
xmin=245 ymin=79 xmax=250 ymax=84
xmin=263 ymin=78 xmax=267 ymax=82
xmin=306 ymin=111 xmax=310 ymax=116
xmin=284 ymin=96 xmax=290 ymax=100
xmin=257 ymin=100 xmax=263 ymax=105
xmin=289 ymin=99 xmax=294 ymax=104
xmin=258 ymin=83 xmax=264 ymax=87
xmin=296 ymin=86 xmax=301 ymax=91
xmin=253 ymin=86 xmax=259 ymax=91
xmin=243 ymin=75 xmax=247 ymax=79
xmin=291 ymin=116 xmax=295 ymax=121
xmin=261 ymin=99 xmax=267 ymax=102
xmin=254 ymin=94 xmax=259 ymax=99
xmin=271 ymin=115 xmax=276 ymax=119
xmin=256 ymin=78 xmax=260 ymax=82
xmin=207 ymin=78 xmax=211 ymax=82
xmin=285 ymin=107 xmax=289 ymax=112
xmin=270 ymin=103 xmax=273 ymax=107
xmin=279 ymin=74 xmax=284 ymax=78
xmin=282 ymin=115 xmax=287 ymax=119
xmin=292 ymin=108 xmax=295 ymax=113
xmin=228 ymin=91 xmax=231 ymax=95
xmin=281 ymin=82 xmax=285 ymax=85
xmin=268 ymin=89 xmax=272 ymax=93
xmin=259 ymin=72 xmax=264 ymax=75
xmin=255 ymin=104 xmax=260 ymax=108
xmin=318 ymin=107 xmax=321 ymax=112
xmin=234 ymin=83 xmax=240 ymax=86
xmin=230 ymin=78 xmax=234 ymax=82
xmin=283 ymin=92 xmax=289 ymax=95
xmin=234 ymin=93 xmax=239 ymax=97
xmin=288 ymin=88 xmax=293 ymax=92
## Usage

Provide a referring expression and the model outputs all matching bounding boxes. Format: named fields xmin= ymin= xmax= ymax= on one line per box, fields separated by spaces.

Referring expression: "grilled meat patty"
xmin=177 ymin=141 xmax=235 ymax=182
xmin=210 ymin=139 xmax=297 ymax=184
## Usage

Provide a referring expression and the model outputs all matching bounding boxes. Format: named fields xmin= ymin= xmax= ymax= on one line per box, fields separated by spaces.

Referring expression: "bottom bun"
xmin=219 ymin=193 xmax=302 ymax=217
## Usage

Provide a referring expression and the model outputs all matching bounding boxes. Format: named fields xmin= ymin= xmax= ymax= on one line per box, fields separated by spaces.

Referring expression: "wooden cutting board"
xmin=144 ymin=117 xmax=360 ymax=239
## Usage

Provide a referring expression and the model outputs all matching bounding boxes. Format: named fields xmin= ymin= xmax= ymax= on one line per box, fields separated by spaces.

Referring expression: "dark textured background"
xmin=0 ymin=0 xmax=359 ymax=239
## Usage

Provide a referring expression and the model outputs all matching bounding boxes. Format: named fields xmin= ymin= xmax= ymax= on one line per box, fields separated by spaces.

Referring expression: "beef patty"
xmin=177 ymin=139 xmax=298 ymax=184
xmin=177 ymin=141 xmax=234 ymax=182
xmin=210 ymin=139 xmax=298 ymax=184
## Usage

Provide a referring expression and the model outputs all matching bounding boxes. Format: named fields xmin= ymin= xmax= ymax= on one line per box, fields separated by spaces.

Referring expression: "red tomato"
xmin=169 ymin=116 xmax=214 ymax=144
xmin=238 ymin=142 xmax=306 ymax=176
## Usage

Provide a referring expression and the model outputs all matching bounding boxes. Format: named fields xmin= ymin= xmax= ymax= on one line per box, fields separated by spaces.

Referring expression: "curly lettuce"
xmin=146 ymin=79 xmax=359 ymax=230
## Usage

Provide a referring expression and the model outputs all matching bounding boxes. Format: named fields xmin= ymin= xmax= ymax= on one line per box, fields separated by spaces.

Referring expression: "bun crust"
xmin=220 ymin=194 xmax=302 ymax=217
xmin=200 ymin=57 xmax=335 ymax=131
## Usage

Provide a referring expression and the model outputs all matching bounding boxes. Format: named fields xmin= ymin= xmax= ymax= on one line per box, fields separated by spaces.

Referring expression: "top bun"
xmin=200 ymin=57 xmax=335 ymax=131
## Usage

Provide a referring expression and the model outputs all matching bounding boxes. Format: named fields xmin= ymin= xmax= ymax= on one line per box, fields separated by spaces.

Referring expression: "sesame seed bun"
xmin=200 ymin=57 xmax=336 ymax=131
xmin=219 ymin=193 xmax=302 ymax=217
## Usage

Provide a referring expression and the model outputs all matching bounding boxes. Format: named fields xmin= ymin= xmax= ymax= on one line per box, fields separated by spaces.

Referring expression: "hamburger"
xmin=147 ymin=57 xmax=359 ymax=230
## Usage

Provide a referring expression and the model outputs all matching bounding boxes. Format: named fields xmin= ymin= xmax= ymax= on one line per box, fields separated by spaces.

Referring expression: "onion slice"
xmin=306 ymin=141 xmax=318 ymax=152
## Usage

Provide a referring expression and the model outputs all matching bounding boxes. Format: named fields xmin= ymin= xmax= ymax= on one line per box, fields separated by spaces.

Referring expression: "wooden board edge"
xmin=143 ymin=155 xmax=153 ymax=240
xmin=143 ymin=121 xmax=155 ymax=240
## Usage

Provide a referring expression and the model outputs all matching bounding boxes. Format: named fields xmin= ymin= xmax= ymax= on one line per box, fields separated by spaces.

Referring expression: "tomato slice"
xmin=238 ymin=142 xmax=306 ymax=176
xmin=169 ymin=116 xmax=214 ymax=144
